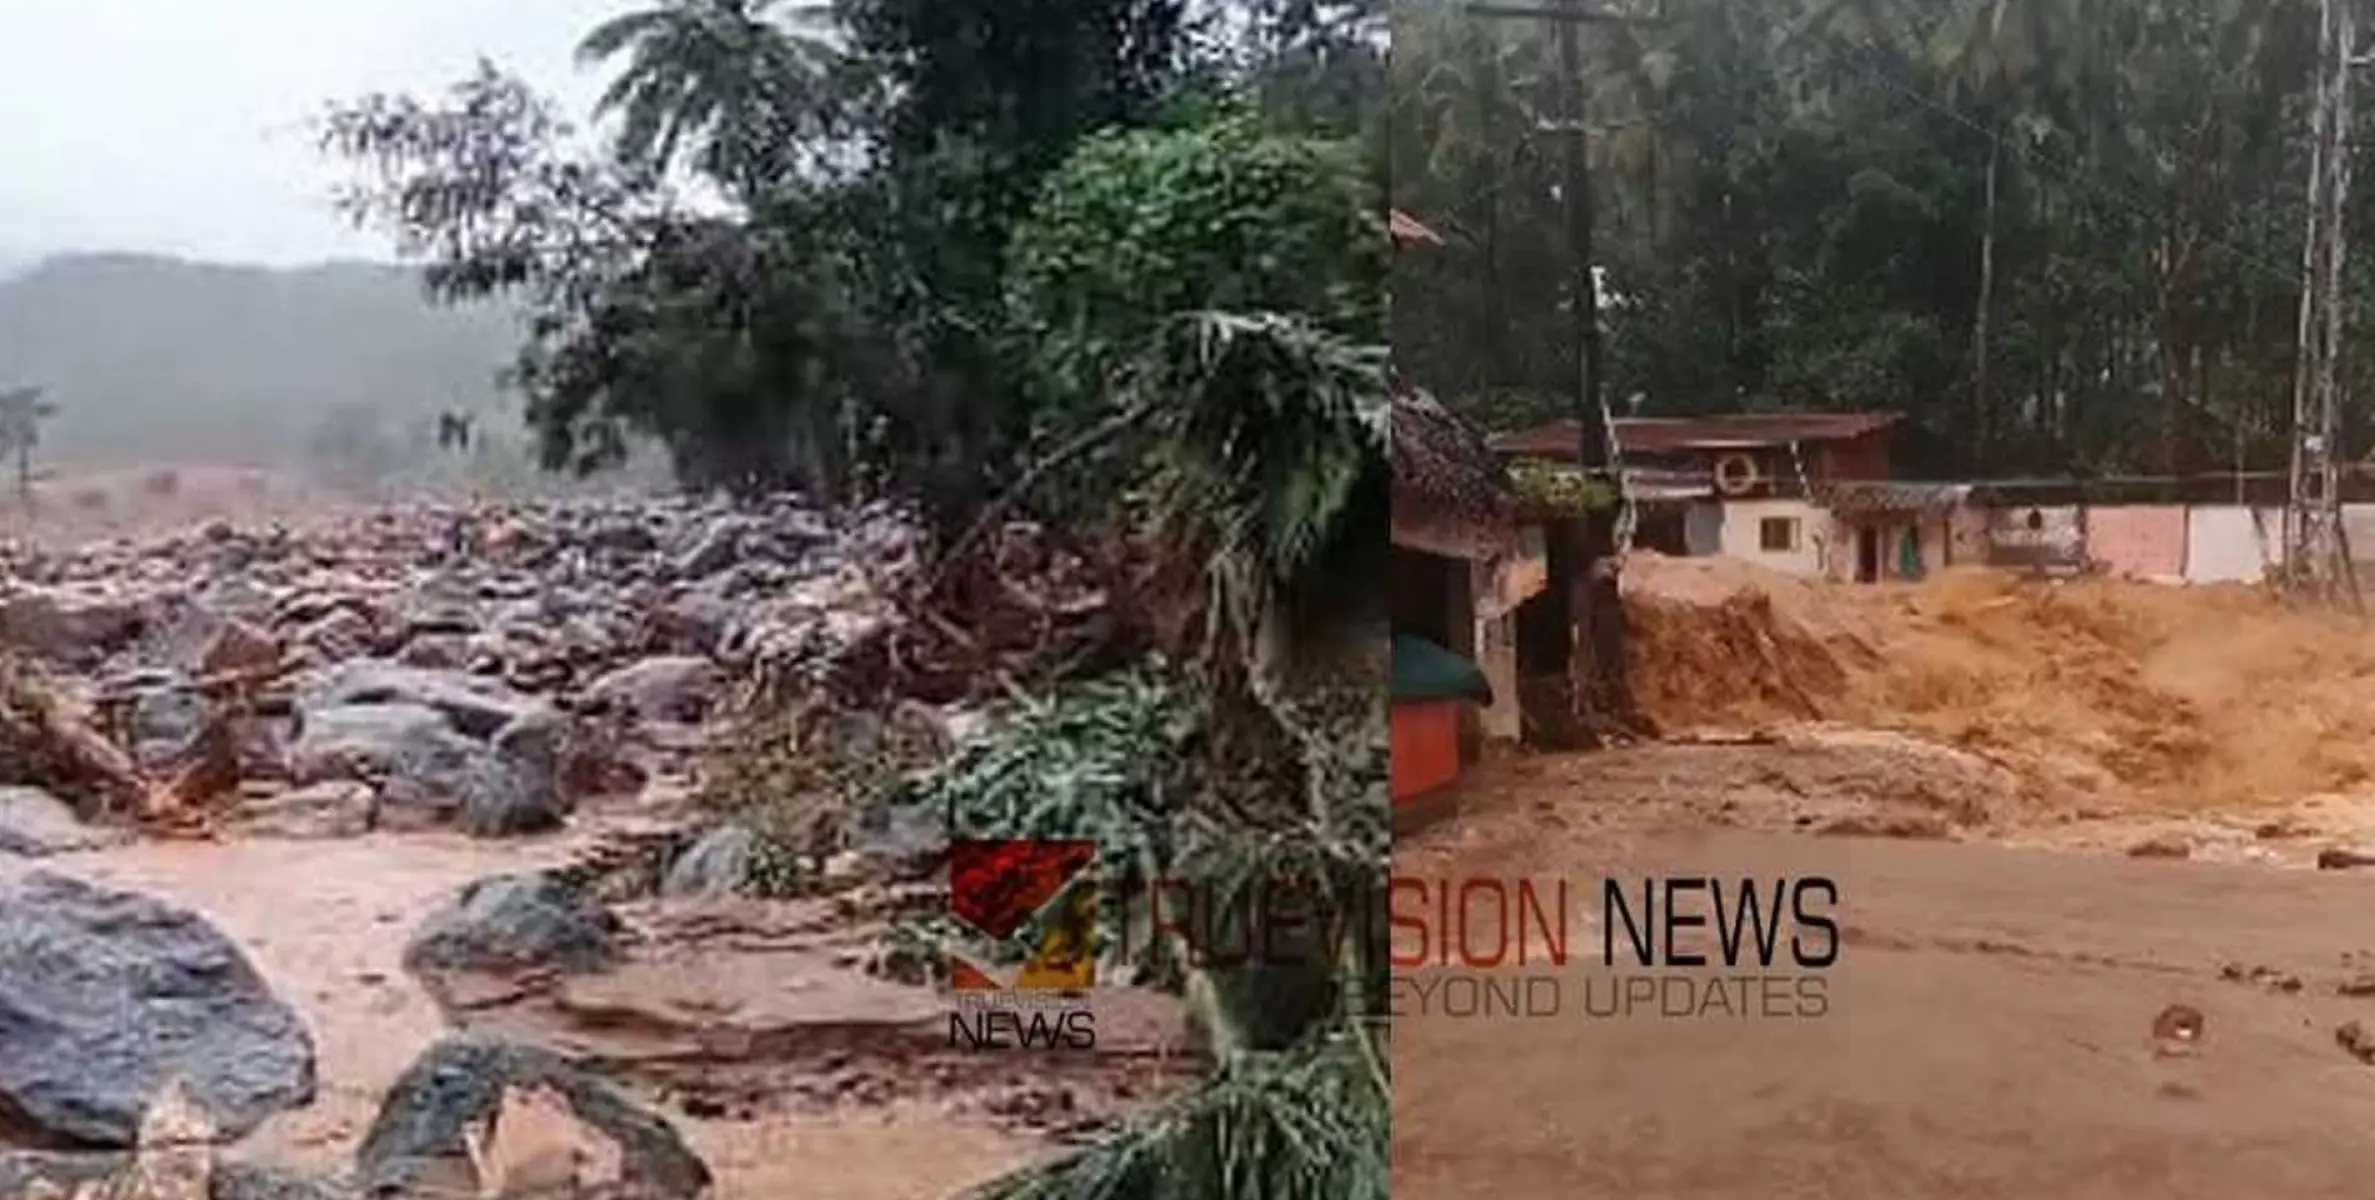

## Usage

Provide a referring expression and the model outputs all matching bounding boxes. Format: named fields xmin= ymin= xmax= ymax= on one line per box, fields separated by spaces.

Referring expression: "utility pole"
xmin=1467 ymin=0 xmax=1663 ymax=743
xmin=2287 ymin=0 xmax=2363 ymax=610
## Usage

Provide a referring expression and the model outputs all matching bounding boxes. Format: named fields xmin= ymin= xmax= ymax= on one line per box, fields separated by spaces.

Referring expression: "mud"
xmin=1395 ymin=792 xmax=2375 ymax=1199
xmin=1623 ymin=555 xmax=2375 ymax=814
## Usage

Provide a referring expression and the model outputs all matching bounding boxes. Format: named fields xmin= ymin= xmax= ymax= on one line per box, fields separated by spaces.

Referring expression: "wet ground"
xmin=1393 ymin=757 xmax=2375 ymax=1199
xmin=14 ymin=828 xmax=1071 ymax=1200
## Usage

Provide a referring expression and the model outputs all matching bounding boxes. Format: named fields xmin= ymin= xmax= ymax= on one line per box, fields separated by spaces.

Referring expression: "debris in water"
xmin=2150 ymin=1004 xmax=2204 ymax=1057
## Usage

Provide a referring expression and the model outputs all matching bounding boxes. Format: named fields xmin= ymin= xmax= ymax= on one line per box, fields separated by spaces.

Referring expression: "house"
xmin=1389 ymin=206 xmax=1523 ymax=816
xmin=1390 ymin=388 xmax=1520 ymax=814
xmin=1488 ymin=410 xmax=1969 ymax=581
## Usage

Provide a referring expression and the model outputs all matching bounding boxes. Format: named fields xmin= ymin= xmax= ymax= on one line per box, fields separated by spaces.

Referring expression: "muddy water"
xmin=21 ymin=830 xmax=1047 ymax=1200
xmin=1395 ymin=767 xmax=2375 ymax=1200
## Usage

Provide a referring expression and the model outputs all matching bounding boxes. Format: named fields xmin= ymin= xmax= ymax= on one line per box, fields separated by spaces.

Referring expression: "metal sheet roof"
xmin=1490 ymin=411 xmax=1905 ymax=458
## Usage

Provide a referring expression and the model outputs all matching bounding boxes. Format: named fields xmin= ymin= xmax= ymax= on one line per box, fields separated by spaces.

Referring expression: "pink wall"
xmin=2086 ymin=506 xmax=2188 ymax=580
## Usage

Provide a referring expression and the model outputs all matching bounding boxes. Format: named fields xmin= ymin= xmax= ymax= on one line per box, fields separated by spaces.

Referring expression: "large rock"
xmin=671 ymin=519 xmax=752 ymax=580
xmin=294 ymin=661 xmax=534 ymax=739
xmin=356 ymin=1035 xmax=711 ymax=1199
xmin=0 ymin=872 xmax=317 ymax=1147
xmin=660 ymin=824 xmax=761 ymax=898
xmin=583 ymin=656 xmax=722 ymax=725
xmin=194 ymin=617 xmax=281 ymax=678
xmin=290 ymin=704 xmax=561 ymax=836
xmin=0 ymin=590 xmax=149 ymax=668
xmin=455 ymin=754 xmax=564 ymax=839
xmin=289 ymin=609 xmax=375 ymax=664
xmin=124 ymin=679 xmax=210 ymax=767
xmin=650 ymin=591 xmax=736 ymax=657
xmin=0 ymin=786 xmax=126 ymax=856
xmin=404 ymin=873 xmax=620 ymax=980
xmin=494 ymin=708 xmax=647 ymax=805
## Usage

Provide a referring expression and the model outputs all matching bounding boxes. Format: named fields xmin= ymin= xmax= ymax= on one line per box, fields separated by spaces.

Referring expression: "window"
xmin=1760 ymin=517 xmax=1800 ymax=553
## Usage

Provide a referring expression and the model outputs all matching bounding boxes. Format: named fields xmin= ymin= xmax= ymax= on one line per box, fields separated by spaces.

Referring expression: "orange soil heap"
xmin=1621 ymin=552 xmax=2375 ymax=812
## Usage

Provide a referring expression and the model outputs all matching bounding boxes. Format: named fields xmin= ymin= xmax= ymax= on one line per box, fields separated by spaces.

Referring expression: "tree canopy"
xmin=1392 ymin=0 xmax=2355 ymax=485
xmin=321 ymin=5 xmax=1393 ymax=1198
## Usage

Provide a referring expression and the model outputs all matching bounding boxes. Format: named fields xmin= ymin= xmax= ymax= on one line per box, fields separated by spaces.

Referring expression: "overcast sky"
xmin=0 ymin=0 xmax=641 ymax=267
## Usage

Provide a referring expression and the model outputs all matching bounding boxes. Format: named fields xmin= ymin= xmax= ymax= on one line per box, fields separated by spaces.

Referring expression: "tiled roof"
xmin=1489 ymin=411 xmax=1904 ymax=458
xmin=1819 ymin=481 xmax=1971 ymax=516
xmin=1392 ymin=389 xmax=1513 ymax=537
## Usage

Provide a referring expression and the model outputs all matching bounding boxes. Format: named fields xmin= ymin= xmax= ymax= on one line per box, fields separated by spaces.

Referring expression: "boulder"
xmin=356 ymin=1035 xmax=711 ymax=1200
xmin=455 ymin=755 xmax=563 ymax=839
xmin=501 ymin=709 xmax=650 ymax=805
xmin=660 ymin=824 xmax=761 ymax=898
xmin=393 ymin=633 xmax=470 ymax=671
xmin=404 ymin=873 xmax=620 ymax=980
xmin=0 ymin=786 xmax=127 ymax=856
xmin=127 ymin=682 xmax=210 ymax=768
xmin=0 ymin=590 xmax=149 ymax=668
xmin=289 ymin=609 xmax=374 ymax=663
xmin=290 ymin=704 xmax=560 ymax=836
xmin=294 ymin=661 xmax=533 ymax=740
xmin=670 ymin=519 xmax=751 ymax=580
xmin=0 ymin=872 xmax=316 ymax=1147
xmin=195 ymin=618 xmax=280 ymax=677
xmin=583 ymin=656 xmax=721 ymax=725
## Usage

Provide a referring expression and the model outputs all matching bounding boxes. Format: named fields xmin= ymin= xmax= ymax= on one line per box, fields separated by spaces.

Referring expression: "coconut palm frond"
xmin=964 ymin=1029 xmax=1390 ymax=1200
xmin=574 ymin=0 xmax=844 ymax=185
xmin=1131 ymin=310 xmax=1388 ymax=593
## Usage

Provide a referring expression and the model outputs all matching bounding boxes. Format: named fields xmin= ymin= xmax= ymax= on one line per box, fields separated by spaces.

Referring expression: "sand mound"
xmin=1624 ymin=554 xmax=1878 ymax=729
xmin=1622 ymin=552 xmax=2375 ymax=812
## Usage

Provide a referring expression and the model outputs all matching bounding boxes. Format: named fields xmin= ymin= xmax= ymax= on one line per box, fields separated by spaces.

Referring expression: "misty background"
xmin=0 ymin=0 xmax=655 ymax=492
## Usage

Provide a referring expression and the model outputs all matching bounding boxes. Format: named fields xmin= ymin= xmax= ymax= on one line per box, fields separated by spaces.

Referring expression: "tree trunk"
xmin=1971 ymin=137 xmax=2001 ymax=473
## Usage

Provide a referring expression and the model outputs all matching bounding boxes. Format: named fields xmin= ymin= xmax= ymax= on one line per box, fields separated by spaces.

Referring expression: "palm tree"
xmin=1927 ymin=0 xmax=2090 ymax=459
xmin=575 ymin=0 xmax=841 ymax=197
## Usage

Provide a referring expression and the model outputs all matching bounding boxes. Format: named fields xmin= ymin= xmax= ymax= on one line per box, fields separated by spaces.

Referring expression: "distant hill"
xmin=0 ymin=253 xmax=526 ymax=469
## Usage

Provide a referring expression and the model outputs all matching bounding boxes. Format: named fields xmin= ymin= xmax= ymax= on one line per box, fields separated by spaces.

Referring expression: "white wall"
xmin=1474 ymin=610 xmax=1520 ymax=742
xmin=2184 ymin=505 xmax=2285 ymax=583
xmin=1717 ymin=498 xmax=1830 ymax=578
xmin=1684 ymin=501 xmax=1724 ymax=556
xmin=2344 ymin=503 xmax=2375 ymax=563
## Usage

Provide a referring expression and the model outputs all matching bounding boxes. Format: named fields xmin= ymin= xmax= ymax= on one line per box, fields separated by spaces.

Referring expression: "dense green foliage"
xmin=321 ymin=4 xmax=1392 ymax=1197
xmin=1394 ymin=0 xmax=2368 ymax=481
xmin=319 ymin=1 xmax=1391 ymax=518
xmin=1007 ymin=115 xmax=1387 ymax=419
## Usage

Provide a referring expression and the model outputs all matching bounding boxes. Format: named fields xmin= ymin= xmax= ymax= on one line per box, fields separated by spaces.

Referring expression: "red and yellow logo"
xmin=947 ymin=839 xmax=1098 ymax=992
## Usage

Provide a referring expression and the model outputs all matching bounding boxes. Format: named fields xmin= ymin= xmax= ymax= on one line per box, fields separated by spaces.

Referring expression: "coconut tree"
xmin=575 ymin=0 xmax=843 ymax=197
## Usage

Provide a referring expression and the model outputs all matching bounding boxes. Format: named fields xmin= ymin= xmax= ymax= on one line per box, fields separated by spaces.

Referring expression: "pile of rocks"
xmin=0 ymin=496 xmax=928 ymax=841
